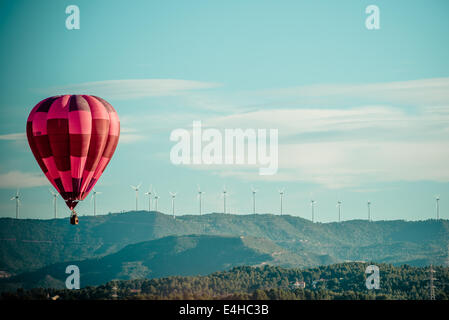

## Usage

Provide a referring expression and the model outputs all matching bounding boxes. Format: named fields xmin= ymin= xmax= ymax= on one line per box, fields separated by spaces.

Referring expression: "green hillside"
xmin=0 ymin=234 xmax=300 ymax=290
xmin=1 ymin=211 xmax=448 ymax=276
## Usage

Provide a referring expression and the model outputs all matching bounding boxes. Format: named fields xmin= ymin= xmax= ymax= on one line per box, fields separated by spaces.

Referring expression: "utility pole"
xmin=429 ymin=264 xmax=436 ymax=300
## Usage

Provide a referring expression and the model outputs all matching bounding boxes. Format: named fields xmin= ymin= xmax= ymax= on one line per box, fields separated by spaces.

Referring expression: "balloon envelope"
xmin=26 ymin=95 xmax=120 ymax=210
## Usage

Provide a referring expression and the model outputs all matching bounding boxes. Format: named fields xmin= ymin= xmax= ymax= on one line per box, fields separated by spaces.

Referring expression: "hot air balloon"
xmin=26 ymin=95 xmax=120 ymax=224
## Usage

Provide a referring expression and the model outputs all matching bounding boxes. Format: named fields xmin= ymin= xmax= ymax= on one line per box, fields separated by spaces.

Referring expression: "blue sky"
xmin=0 ymin=0 xmax=448 ymax=222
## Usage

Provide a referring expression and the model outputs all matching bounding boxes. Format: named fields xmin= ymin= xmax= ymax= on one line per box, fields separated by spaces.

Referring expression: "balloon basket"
xmin=70 ymin=210 xmax=79 ymax=225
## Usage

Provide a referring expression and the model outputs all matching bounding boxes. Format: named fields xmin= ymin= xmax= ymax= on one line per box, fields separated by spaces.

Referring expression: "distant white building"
xmin=291 ymin=280 xmax=306 ymax=289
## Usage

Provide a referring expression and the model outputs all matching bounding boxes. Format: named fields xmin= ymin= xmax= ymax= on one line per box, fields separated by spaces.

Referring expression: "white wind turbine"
xmin=337 ymin=200 xmax=342 ymax=222
xmin=367 ymin=201 xmax=372 ymax=221
xmin=49 ymin=189 xmax=58 ymax=218
xmin=278 ymin=188 xmax=285 ymax=215
xmin=222 ymin=186 xmax=228 ymax=214
xmin=311 ymin=199 xmax=316 ymax=223
xmin=251 ymin=186 xmax=258 ymax=214
xmin=197 ymin=185 xmax=205 ymax=215
xmin=435 ymin=195 xmax=440 ymax=219
xmin=10 ymin=189 xmax=20 ymax=219
xmin=130 ymin=183 xmax=142 ymax=211
xmin=169 ymin=192 xmax=177 ymax=218
xmin=91 ymin=189 xmax=102 ymax=216
xmin=145 ymin=186 xmax=153 ymax=212
xmin=153 ymin=192 xmax=160 ymax=211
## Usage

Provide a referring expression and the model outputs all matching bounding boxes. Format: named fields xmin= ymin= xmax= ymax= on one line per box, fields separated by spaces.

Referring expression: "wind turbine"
xmin=10 ymin=189 xmax=20 ymax=219
xmin=144 ymin=186 xmax=153 ymax=212
xmin=130 ymin=183 xmax=142 ymax=211
xmin=337 ymin=201 xmax=342 ymax=222
xmin=435 ymin=195 xmax=440 ymax=219
xmin=251 ymin=186 xmax=258 ymax=214
xmin=49 ymin=189 xmax=58 ymax=218
xmin=278 ymin=188 xmax=285 ymax=215
xmin=154 ymin=192 xmax=159 ymax=211
xmin=311 ymin=200 xmax=316 ymax=223
xmin=91 ymin=189 xmax=102 ymax=216
xmin=367 ymin=201 xmax=371 ymax=221
xmin=222 ymin=186 xmax=227 ymax=214
xmin=197 ymin=185 xmax=204 ymax=215
xmin=169 ymin=192 xmax=177 ymax=218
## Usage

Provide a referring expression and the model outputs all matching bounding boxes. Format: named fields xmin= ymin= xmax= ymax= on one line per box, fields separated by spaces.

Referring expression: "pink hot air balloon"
xmin=26 ymin=95 xmax=120 ymax=224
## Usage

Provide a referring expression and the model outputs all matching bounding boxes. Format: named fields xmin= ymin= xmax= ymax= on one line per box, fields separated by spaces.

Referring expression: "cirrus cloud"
xmin=46 ymin=79 xmax=221 ymax=100
xmin=0 ymin=171 xmax=48 ymax=189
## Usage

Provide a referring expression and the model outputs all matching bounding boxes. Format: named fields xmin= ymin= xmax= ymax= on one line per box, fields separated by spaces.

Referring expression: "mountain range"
xmin=0 ymin=211 xmax=448 ymax=290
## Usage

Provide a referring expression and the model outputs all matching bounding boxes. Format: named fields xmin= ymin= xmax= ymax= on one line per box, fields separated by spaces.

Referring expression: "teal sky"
xmin=0 ymin=0 xmax=448 ymax=222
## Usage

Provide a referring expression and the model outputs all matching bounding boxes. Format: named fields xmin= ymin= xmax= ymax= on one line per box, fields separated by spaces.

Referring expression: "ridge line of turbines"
xmin=9 ymin=188 xmax=443 ymax=223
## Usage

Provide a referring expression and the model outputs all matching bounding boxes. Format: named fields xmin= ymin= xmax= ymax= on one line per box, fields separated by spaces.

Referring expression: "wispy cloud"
xmin=119 ymin=127 xmax=147 ymax=144
xmin=0 ymin=133 xmax=26 ymax=141
xmin=255 ymin=77 xmax=449 ymax=107
xmin=0 ymin=171 xmax=48 ymax=189
xmin=276 ymin=140 xmax=449 ymax=188
xmin=46 ymin=79 xmax=221 ymax=100
xmin=204 ymin=105 xmax=449 ymax=139
xmin=187 ymin=103 xmax=449 ymax=188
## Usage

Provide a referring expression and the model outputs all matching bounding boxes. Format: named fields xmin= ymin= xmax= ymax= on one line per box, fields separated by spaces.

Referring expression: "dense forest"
xmin=2 ymin=263 xmax=448 ymax=300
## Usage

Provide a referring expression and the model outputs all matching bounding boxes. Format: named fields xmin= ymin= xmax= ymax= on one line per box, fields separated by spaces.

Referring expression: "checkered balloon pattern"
xmin=26 ymin=95 xmax=120 ymax=210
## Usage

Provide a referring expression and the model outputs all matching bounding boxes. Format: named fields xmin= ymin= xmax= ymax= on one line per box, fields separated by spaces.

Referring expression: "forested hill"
xmin=2 ymin=263 xmax=448 ymax=300
xmin=0 ymin=234 xmax=300 ymax=290
xmin=1 ymin=211 xmax=448 ymax=275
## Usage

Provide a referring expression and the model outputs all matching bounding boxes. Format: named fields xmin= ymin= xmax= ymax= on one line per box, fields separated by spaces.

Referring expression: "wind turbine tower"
xmin=311 ymin=200 xmax=316 ymax=223
xmin=169 ymin=192 xmax=177 ymax=218
xmin=91 ymin=189 xmax=101 ymax=216
xmin=222 ymin=186 xmax=227 ymax=214
xmin=145 ymin=186 xmax=153 ymax=212
xmin=50 ymin=189 xmax=58 ymax=218
xmin=436 ymin=196 xmax=440 ymax=219
xmin=130 ymin=183 xmax=142 ymax=211
xmin=278 ymin=188 xmax=284 ymax=215
xmin=337 ymin=201 xmax=342 ymax=222
xmin=367 ymin=201 xmax=371 ymax=221
xmin=10 ymin=189 xmax=20 ymax=219
xmin=251 ymin=186 xmax=258 ymax=214
xmin=197 ymin=185 xmax=204 ymax=215
xmin=154 ymin=193 xmax=159 ymax=211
